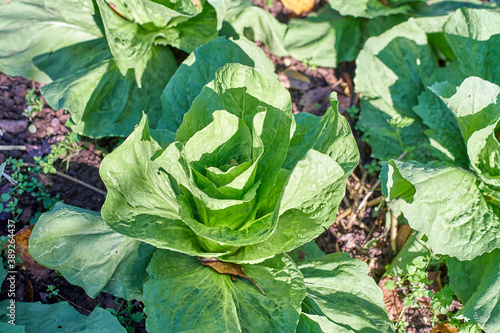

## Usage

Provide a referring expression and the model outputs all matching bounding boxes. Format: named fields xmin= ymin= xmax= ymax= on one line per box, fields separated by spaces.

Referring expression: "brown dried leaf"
xmin=299 ymin=87 xmax=331 ymax=114
xmin=278 ymin=72 xmax=311 ymax=91
xmin=428 ymin=270 xmax=443 ymax=292
xmin=14 ymin=225 xmax=45 ymax=269
xmin=378 ymin=276 xmax=403 ymax=321
xmin=281 ymin=0 xmax=315 ymax=15
xmin=431 ymin=323 xmax=459 ymax=333
xmin=199 ymin=257 xmax=265 ymax=295
xmin=18 ymin=277 xmax=34 ymax=302
xmin=396 ymin=224 xmax=412 ymax=252
xmin=284 ymin=69 xmax=311 ymax=84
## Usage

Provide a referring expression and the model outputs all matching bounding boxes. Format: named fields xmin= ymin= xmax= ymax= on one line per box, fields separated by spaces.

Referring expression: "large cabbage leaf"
xmin=296 ymin=253 xmax=395 ymax=332
xmin=41 ymin=45 xmax=177 ymax=138
xmin=29 ymin=203 xmax=155 ymax=300
xmin=99 ymin=63 xmax=358 ymax=263
xmin=95 ymin=0 xmax=218 ymax=74
xmin=0 ymin=301 xmax=125 ymax=333
xmin=0 ymin=0 xmax=105 ymax=83
xmin=144 ymin=251 xmax=306 ymax=332
xmin=447 ymin=249 xmax=500 ymax=333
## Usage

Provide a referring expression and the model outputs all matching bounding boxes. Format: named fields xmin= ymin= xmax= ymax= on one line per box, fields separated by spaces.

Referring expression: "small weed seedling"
xmin=364 ymin=160 xmax=381 ymax=176
xmin=23 ymin=89 xmax=44 ymax=133
xmin=385 ymin=255 xmax=482 ymax=332
xmin=34 ymin=131 xmax=82 ymax=174
xmin=46 ymin=284 xmax=60 ymax=299
xmin=346 ymin=105 xmax=359 ymax=119
xmin=0 ymin=235 xmax=24 ymax=270
xmin=1 ymin=157 xmax=61 ymax=222
xmin=106 ymin=299 xmax=145 ymax=333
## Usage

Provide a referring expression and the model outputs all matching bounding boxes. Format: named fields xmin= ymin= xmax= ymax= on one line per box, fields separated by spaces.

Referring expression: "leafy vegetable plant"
xmin=27 ymin=63 xmax=395 ymax=331
xmin=355 ymin=6 xmax=500 ymax=332
xmin=0 ymin=0 xmax=224 ymax=138
xmin=356 ymin=7 xmax=500 ymax=162
xmin=221 ymin=0 xmax=496 ymax=68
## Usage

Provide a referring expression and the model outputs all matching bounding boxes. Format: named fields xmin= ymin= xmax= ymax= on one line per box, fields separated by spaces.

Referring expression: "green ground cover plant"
xmin=355 ymin=6 xmax=500 ymax=332
xmin=25 ymin=63 xmax=398 ymax=332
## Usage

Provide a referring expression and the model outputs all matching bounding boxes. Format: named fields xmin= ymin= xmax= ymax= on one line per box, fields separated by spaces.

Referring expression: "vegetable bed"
xmin=0 ymin=0 xmax=499 ymax=332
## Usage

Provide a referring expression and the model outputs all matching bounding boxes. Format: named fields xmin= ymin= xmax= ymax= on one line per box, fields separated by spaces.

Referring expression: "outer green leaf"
xmin=279 ymin=149 xmax=343 ymax=214
xmin=0 ymin=301 xmax=125 ymax=333
xmin=443 ymin=7 xmax=500 ymax=84
xmin=288 ymin=240 xmax=325 ymax=263
xmin=220 ymin=0 xmax=288 ymax=57
xmin=143 ymin=250 xmax=306 ymax=333
xmin=96 ymin=0 xmax=216 ymax=72
xmin=41 ymin=45 xmax=177 ymax=138
xmin=328 ymin=0 xmax=420 ymax=18
xmin=29 ymin=203 xmax=155 ymax=300
xmin=0 ymin=322 xmax=24 ymax=332
xmin=447 ymin=249 xmax=500 ymax=332
xmin=384 ymin=160 xmax=500 ymax=260
xmin=412 ymin=87 xmax=467 ymax=165
xmin=224 ymin=96 xmax=358 ymax=263
xmin=0 ymin=0 xmax=104 ymax=83
xmin=357 ymin=7 xmax=500 ymax=161
xmin=298 ymin=253 xmax=395 ymax=332
xmin=159 ymin=36 xmax=274 ymax=132
xmin=433 ymin=77 xmax=500 ymax=190
xmin=284 ymin=7 xmax=364 ymax=67
xmin=100 ymin=115 xmax=227 ymax=257
xmin=355 ymin=19 xmax=436 ymax=161
xmin=0 ymin=265 xmax=6 ymax=286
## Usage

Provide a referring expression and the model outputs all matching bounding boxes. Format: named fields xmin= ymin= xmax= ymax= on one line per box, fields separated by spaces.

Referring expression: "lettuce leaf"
xmin=447 ymin=249 xmax=500 ymax=333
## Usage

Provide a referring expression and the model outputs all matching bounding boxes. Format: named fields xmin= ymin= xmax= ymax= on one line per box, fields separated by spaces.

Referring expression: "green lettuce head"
xmin=100 ymin=63 xmax=358 ymax=263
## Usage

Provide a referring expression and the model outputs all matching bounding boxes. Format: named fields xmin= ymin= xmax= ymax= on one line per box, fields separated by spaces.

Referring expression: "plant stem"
xmin=0 ymin=145 xmax=27 ymax=150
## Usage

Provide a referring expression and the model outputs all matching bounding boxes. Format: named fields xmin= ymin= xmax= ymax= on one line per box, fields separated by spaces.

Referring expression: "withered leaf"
xmin=378 ymin=276 xmax=403 ymax=321
xmin=199 ymin=257 xmax=266 ymax=295
xmin=431 ymin=323 xmax=459 ymax=333
xmin=281 ymin=0 xmax=315 ymax=15
xmin=396 ymin=224 xmax=412 ymax=252
xmin=12 ymin=225 xmax=45 ymax=269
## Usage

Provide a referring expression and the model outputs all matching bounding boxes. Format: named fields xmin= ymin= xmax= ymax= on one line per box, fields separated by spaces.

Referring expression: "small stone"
xmin=50 ymin=117 xmax=60 ymax=128
xmin=45 ymin=127 xmax=54 ymax=135
xmin=13 ymin=96 xmax=23 ymax=105
xmin=11 ymin=150 xmax=21 ymax=158
xmin=3 ymin=97 xmax=14 ymax=108
xmin=0 ymin=153 xmax=5 ymax=164
xmin=0 ymin=119 xmax=28 ymax=133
